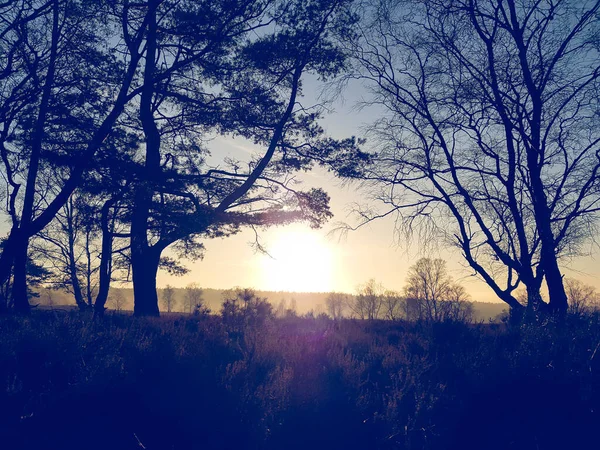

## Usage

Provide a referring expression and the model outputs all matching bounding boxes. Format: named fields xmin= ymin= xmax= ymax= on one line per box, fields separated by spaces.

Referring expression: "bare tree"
xmin=382 ymin=290 xmax=404 ymax=321
xmin=275 ymin=298 xmax=287 ymax=318
xmin=345 ymin=0 xmax=600 ymax=315
xmin=183 ymin=283 xmax=203 ymax=314
xmin=325 ymin=292 xmax=347 ymax=320
xmin=109 ymin=289 xmax=126 ymax=312
xmin=287 ymin=298 xmax=298 ymax=317
xmin=31 ymin=190 xmax=102 ymax=310
xmin=565 ymin=278 xmax=599 ymax=317
xmin=446 ymin=298 xmax=474 ymax=324
xmin=445 ymin=284 xmax=474 ymax=322
xmin=92 ymin=193 xmax=132 ymax=317
xmin=404 ymin=258 xmax=472 ymax=322
xmin=161 ymin=285 xmax=176 ymax=313
xmin=351 ymin=279 xmax=384 ymax=320
xmin=38 ymin=288 xmax=55 ymax=307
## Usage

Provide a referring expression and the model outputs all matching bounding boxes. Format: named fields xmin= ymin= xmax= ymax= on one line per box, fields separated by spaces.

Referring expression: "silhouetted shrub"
xmin=221 ymin=288 xmax=273 ymax=334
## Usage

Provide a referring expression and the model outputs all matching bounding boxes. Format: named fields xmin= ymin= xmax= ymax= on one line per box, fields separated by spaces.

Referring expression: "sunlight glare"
xmin=260 ymin=229 xmax=334 ymax=292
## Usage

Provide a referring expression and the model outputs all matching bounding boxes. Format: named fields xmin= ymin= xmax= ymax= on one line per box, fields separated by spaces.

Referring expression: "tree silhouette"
xmin=343 ymin=0 xmax=600 ymax=315
xmin=161 ymin=285 xmax=176 ymax=313
xmin=123 ymin=0 xmax=360 ymax=316
xmin=108 ymin=289 xmax=126 ymax=312
xmin=325 ymin=292 xmax=347 ymax=320
xmin=30 ymin=190 xmax=102 ymax=310
xmin=351 ymin=279 xmax=384 ymax=320
xmin=183 ymin=283 xmax=203 ymax=314
xmin=0 ymin=0 xmax=145 ymax=312
xmin=404 ymin=258 xmax=472 ymax=323
xmin=564 ymin=278 xmax=599 ymax=317
xmin=382 ymin=290 xmax=404 ymax=321
xmin=0 ymin=0 xmax=362 ymax=315
xmin=221 ymin=287 xmax=273 ymax=331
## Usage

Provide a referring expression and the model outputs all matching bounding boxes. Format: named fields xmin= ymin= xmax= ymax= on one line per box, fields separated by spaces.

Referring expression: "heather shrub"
xmin=1 ymin=310 xmax=599 ymax=449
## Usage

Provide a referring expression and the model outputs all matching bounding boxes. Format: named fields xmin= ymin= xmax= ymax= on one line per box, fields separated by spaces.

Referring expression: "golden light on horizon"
xmin=260 ymin=229 xmax=334 ymax=293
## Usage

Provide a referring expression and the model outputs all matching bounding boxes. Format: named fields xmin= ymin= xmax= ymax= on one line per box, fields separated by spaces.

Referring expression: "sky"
xmin=155 ymin=76 xmax=600 ymax=302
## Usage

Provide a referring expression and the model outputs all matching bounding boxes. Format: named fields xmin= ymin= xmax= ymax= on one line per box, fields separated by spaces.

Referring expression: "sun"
xmin=260 ymin=228 xmax=334 ymax=292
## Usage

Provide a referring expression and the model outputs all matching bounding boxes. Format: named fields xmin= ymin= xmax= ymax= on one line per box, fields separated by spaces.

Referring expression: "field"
xmin=1 ymin=311 xmax=599 ymax=450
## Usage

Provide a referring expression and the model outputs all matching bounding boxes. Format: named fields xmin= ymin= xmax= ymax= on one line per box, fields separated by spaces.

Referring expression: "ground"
xmin=1 ymin=311 xmax=599 ymax=449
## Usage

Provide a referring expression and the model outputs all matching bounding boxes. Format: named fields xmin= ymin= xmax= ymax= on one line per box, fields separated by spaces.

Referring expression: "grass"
xmin=1 ymin=310 xmax=599 ymax=449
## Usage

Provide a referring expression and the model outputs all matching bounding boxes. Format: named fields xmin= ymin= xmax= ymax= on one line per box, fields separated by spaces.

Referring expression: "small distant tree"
xmin=183 ymin=283 xmax=203 ymax=314
xmin=444 ymin=284 xmax=474 ymax=323
xmin=404 ymin=258 xmax=472 ymax=323
xmin=382 ymin=290 xmax=404 ymax=321
xmin=275 ymin=298 xmax=287 ymax=318
xmin=314 ymin=303 xmax=326 ymax=317
xmin=161 ymin=285 xmax=176 ymax=313
xmin=109 ymin=290 xmax=126 ymax=312
xmin=39 ymin=288 xmax=55 ymax=307
xmin=351 ymin=279 xmax=384 ymax=320
xmin=325 ymin=292 xmax=347 ymax=320
xmin=286 ymin=298 xmax=298 ymax=317
xmin=445 ymin=297 xmax=474 ymax=324
xmin=565 ymin=279 xmax=600 ymax=317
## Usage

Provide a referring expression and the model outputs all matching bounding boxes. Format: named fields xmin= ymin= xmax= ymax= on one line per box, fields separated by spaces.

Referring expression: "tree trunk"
xmin=541 ymin=247 xmax=568 ymax=315
xmin=528 ymin=161 xmax=568 ymax=314
xmin=84 ymin=229 xmax=94 ymax=306
xmin=509 ymin=9 xmax=569 ymax=316
xmin=523 ymin=281 xmax=547 ymax=324
xmin=130 ymin=183 xmax=161 ymax=316
xmin=0 ymin=227 xmax=18 ymax=303
xmin=68 ymin=258 xmax=86 ymax=310
xmin=66 ymin=200 xmax=87 ymax=310
xmin=94 ymin=201 xmax=114 ymax=317
xmin=131 ymin=1 xmax=161 ymax=317
xmin=132 ymin=247 xmax=160 ymax=316
xmin=11 ymin=234 xmax=30 ymax=313
xmin=10 ymin=0 xmax=60 ymax=312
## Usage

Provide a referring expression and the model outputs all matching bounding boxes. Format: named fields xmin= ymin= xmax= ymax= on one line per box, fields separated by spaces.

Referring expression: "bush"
xmin=221 ymin=288 xmax=273 ymax=333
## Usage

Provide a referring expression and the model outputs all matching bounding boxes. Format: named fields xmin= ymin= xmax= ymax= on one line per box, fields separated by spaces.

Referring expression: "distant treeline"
xmin=33 ymin=285 xmax=508 ymax=322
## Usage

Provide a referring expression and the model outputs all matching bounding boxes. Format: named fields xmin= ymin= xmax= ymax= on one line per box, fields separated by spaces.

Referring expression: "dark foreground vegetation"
xmin=1 ymin=310 xmax=599 ymax=450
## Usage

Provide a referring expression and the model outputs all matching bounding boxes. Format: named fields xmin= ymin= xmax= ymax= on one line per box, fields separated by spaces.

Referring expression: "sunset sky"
xmin=154 ymin=78 xmax=600 ymax=302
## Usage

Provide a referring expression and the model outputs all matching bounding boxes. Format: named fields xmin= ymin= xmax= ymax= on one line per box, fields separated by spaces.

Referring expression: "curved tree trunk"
xmin=528 ymin=157 xmax=568 ymax=315
xmin=66 ymin=199 xmax=87 ymax=310
xmin=512 ymin=2 xmax=569 ymax=315
xmin=68 ymin=257 xmax=86 ymax=310
xmin=540 ymin=249 xmax=568 ymax=314
xmin=94 ymin=201 xmax=114 ymax=318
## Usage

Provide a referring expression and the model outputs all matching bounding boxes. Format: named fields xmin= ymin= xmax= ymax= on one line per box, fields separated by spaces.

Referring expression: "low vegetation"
xmin=2 ymin=303 xmax=599 ymax=449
